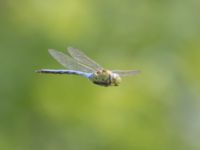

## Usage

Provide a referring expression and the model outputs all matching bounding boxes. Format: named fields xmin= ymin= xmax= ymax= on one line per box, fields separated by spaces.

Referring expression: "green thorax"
xmin=90 ymin=70 xmax=121 ymax=87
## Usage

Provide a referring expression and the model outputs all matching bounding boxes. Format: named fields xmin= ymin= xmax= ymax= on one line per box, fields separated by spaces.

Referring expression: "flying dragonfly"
xmin=36 ymin=47 xmax=140 ymax=87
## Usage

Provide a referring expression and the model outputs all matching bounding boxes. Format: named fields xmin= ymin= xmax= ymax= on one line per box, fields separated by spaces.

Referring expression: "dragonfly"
xmin=36 ymin=47 xmax=140 ymax=87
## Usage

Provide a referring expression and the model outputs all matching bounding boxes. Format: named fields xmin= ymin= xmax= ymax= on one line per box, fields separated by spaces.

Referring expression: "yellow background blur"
xmin=0 ymin=0 xmax=200 ymax=150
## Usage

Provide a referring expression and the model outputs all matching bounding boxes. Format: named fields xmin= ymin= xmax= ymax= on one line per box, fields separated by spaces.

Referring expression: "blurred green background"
xmin=0 ymin=0 xmax=200 ymax=150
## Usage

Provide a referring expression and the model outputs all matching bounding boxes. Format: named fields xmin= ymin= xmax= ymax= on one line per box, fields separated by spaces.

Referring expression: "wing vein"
xmin=67 ymin=47 xmax=103 ymax=71
xmin=48 ymin=49 xmax=94 ymax=73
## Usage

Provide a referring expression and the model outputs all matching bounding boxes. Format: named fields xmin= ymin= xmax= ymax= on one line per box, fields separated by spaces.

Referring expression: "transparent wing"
xmin=67 ymin=47 xmax=103 ymax=71
xmin=48 ymin=49 xmax=94 ymax=73
xmin=112 ymin=70 xmax=141 ymax=77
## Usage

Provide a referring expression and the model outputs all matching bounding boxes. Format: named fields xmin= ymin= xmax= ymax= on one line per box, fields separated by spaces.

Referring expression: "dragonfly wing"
xmin=67 ymin=47 xmax=103 ymax=71
xmin=48 ymin=49 xmax=94 ymax=73
xmin=112 ymin=70 xmax=141 ymax=77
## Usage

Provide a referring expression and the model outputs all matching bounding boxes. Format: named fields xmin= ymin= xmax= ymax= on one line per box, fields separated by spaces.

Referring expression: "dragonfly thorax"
xmin=89 ymin=69 xmax=121 ymax=87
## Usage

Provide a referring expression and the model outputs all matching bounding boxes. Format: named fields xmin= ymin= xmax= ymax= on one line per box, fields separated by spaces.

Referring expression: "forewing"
xmin=48 ymin=49 xmax=94 ymax=73
xmin=67 ymin=47 xmax=103 ymax=71
xmin=112 ymin=70 xmax=141 ymax=77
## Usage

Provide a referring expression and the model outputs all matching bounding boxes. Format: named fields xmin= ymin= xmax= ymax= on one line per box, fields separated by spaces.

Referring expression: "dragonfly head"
xmin=111 ymin=73 xmax=121 ymax=86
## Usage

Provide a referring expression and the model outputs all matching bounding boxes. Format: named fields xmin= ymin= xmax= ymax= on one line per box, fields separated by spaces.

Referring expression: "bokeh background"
xmin=0 ymin=0 xmax=200 ymax=150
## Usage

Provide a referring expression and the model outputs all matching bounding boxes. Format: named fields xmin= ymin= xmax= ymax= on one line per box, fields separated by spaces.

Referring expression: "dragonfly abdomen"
xmin=36 ymin=69 xmax=90 ymax=77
